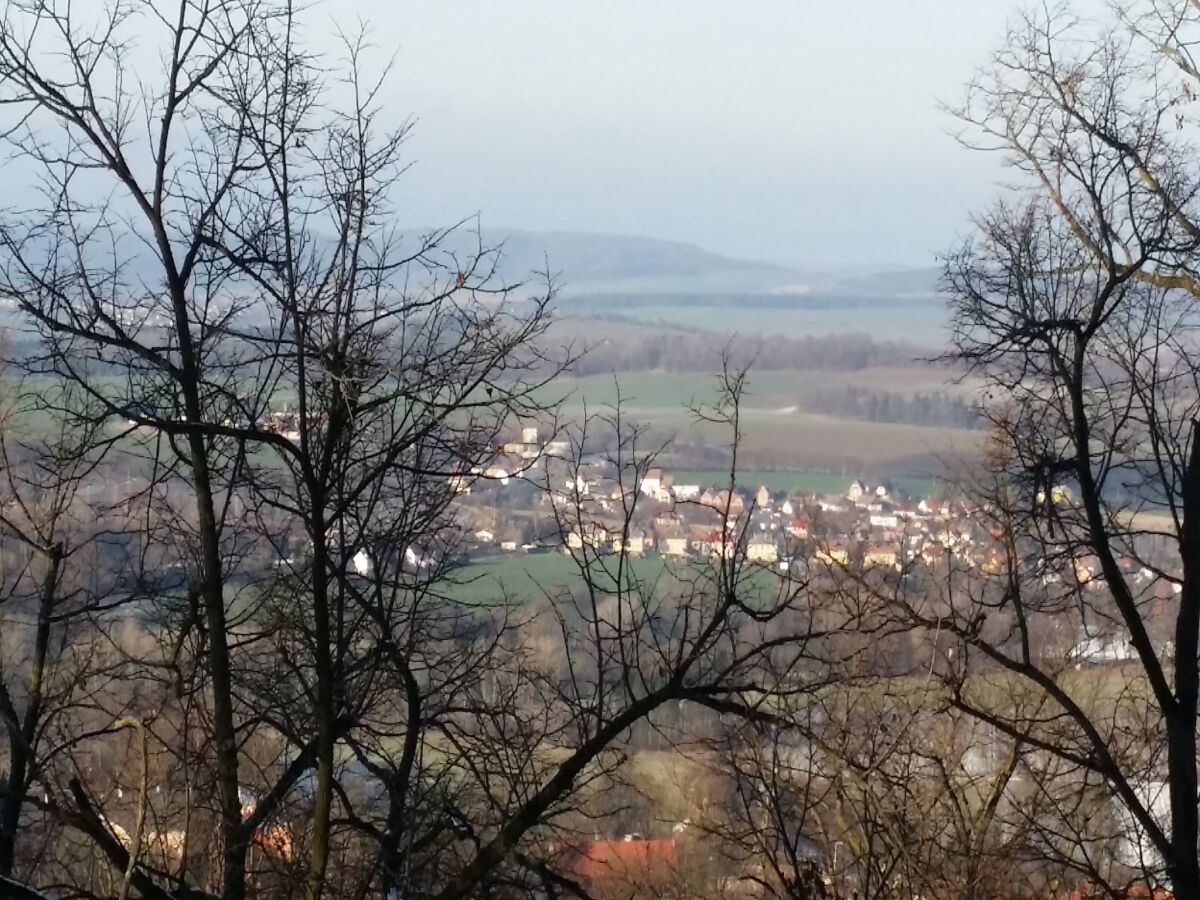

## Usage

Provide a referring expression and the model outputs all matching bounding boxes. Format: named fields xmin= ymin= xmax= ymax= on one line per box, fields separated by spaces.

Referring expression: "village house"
xmin=700 ymin=488 xmax=745 ymax=516
xmin=657 ymin=526 xmax=690 ymax=558
xmin=869 ymin=511 xmax=900 ymax=529
xmin=562 ymin=836 xmax=680 ymax=897
xmin=746 ymin=534 xmax=779 ymax=564
xmin=484 ymin=464 xmax=511 ymax=485
xmin=920 ymin=540 xmax=946 ymax=567
xmin=561 ymin=473 xmax=590 ymax=497
xmin=982 ymin=545 xmax=1009 ymax=575
xmin=640 ymin=467 xmax=665 ymax=498
xmin=672 ymin=483 xmax=701 ymax=500
xmin=1073 ymin=553 xmax=1101 ymax=586
xmin=565 ymin=522 xmax=608 ymax=551
xmin=701 ymin=529 xmax=736 ymax=559
xmin=654 ymin=512 xmax=683 ymax=532
xmin=263 ymin=409 xmax=301 ymax=443
xmin=864 ymin=543 xmax=900 ymax=570
xmin=612 ymin=529 xmax=648 ymax=556
xmin=814 ymin=541 xmax=851 ymax=567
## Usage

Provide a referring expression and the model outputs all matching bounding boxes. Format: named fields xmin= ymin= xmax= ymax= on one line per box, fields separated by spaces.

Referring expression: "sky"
xmin=5 ymin=2 xmax=1026 ymax=271
xmin=328 ymin=1 xmax=1022 ymax=269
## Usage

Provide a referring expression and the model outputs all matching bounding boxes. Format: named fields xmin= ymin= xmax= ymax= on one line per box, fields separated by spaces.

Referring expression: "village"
xmin=447 ymin=428 xmax=1151 ymax=589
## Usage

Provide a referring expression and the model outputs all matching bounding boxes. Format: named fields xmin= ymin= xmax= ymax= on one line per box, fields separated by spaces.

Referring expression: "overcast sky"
xmin=318 ymin=3 xmax=1018 ymax=267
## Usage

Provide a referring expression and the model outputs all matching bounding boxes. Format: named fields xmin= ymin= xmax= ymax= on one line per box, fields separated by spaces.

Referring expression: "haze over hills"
xmin=433 ymin=226 xmax=942 ymax=299
xmin=457 ymin=228 xmax=948 ymax=344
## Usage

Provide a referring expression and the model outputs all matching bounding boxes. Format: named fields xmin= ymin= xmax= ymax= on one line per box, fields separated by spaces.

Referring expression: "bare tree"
xmin=0 ymin=1 xmax=558 ymax=897
xmin=0 ymin=377 xmax=122 ymax=881
xmin=0 ymin=5 xmax=855 ymax=900
xmin=954 ymin=1 xmax=1200 ymax=299
xmin=864 ymin=192 xmax=1200 ymax=898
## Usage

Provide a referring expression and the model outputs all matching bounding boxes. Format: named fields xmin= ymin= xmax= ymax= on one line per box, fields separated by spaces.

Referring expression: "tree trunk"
xmin=0 ymin=544 xmax=60 ymax=876
xmin=305 ymin=512 xmax=335 ymax=900
xmin=1170 ymin=423 xmax=1200 ymax=900
xmin=190 ymin=440 xmax=246 ymax=900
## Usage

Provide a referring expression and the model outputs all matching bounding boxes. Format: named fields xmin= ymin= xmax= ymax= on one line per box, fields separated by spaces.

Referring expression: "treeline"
xmin=569 ymin=327 xmax=933 ymax=375
xmin=557 ymin=292 xmax=940 ymax=310
xmin=806 ymin=385 xmax=983 ymax=429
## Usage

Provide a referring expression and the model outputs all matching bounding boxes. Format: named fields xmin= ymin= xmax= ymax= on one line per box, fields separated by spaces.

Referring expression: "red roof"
xmin=1063 ymin=885 xmax=1171 ymax=900
xmin=572 ymin=838 xmax=678 ymax=886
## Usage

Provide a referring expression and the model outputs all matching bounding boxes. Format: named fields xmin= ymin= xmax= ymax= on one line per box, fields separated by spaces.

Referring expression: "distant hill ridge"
xmin=424 ymin=227 xmax=941 ymax=297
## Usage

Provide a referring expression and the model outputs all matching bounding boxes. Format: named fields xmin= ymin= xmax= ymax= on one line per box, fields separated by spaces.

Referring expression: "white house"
xmin=640 ymin=468 xmax=664 ymax=498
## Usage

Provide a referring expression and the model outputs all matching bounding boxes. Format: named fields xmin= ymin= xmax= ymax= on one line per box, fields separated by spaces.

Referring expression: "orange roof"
xmin=1063 ymin=885 xmax=1171 ymax=900
xmin=572 ymin=838 xmax=678 ymax=885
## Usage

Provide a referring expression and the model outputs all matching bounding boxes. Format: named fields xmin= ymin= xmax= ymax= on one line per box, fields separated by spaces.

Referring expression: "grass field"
xmin=667 ymin=469 xmax=942 ymax=499
xmin=444 ymin=548 xmax=797 ymax=607
xmin=532 ymin=371 xmax=980 ymax=472
xmin=573 ymin=303 xmax=949 ymax=345
xmin=541 ymin=370 xmax=804 ymax=413
xmin=446 ymin=552 xmax=689 ymax=605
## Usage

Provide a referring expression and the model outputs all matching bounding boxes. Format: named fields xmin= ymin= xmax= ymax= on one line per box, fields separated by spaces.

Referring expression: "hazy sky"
xmin=321 ymin=3 xmax=1018 ymax=267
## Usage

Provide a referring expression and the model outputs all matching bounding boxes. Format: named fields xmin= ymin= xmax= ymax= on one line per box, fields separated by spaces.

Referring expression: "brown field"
xmin=531 ymin=370 xmax=982 ymax=473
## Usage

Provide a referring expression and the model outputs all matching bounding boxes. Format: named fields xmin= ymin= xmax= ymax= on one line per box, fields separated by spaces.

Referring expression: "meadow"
xmin=444 ymin=548 xmax=804 ymax=607
xmin=563 ymin=300 xmax=949 ymax=345
xmin=535 ymin=370 xmax=981 ymax=475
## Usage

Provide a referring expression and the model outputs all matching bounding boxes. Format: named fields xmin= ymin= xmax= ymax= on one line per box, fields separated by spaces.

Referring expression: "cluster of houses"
xmin=549 ymin=469 xmax=1006 ymax=577
xmin=453 ymin=431 xmax=1001 ymax=577
xmin=449 ymin=431 xmax=1183 ymax=610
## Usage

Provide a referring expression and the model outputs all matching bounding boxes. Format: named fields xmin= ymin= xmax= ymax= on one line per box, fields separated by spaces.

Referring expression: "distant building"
xmin=815 ymin=542 xmax=851 ymax=567
xmin=565 ymin=837 xmax=679 ymax=895
xmin=701 ymin=530 xmax=735 ymax=559
xmin=747 ymin=536 xmax=779 ymax=564
xmin=864 ymin=544 xmax=900 ymax=570
xmin=672 ymin=484 xmax=701 ymax=500
xmin=613 ymin=529 xmax=647 ymax=556
xmin=659 ymin=534 xmax=690 ymax=557
xmin=788 ymin=518 xmax=811 ymax=540
xmin=640 ymin=468 xmax=664 ymax=498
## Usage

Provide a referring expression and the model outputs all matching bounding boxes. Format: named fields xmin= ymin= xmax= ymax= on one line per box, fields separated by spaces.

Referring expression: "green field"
xmin=665 ymin=469 xmax=937 ymax=498
xmin=532 ymin=371 xmax=980 ymax=472
xmin=539 ymin=370 xmax=805 ymax=413
xmin=444 ymin=549 xmax=799 ymax=607
xmin=571 ymin=303 xmax=949 ymax=345
xmin=445 ymin=552 xmax=678 ymax=605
